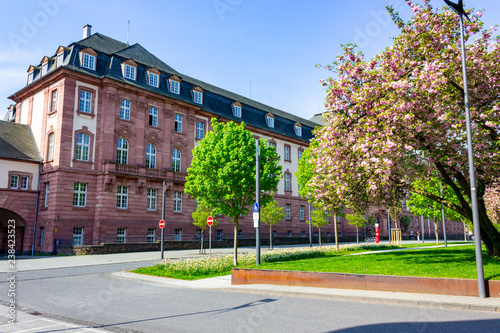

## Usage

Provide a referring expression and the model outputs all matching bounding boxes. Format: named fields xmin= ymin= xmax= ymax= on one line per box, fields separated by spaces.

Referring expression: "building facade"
xmin=5 ymin=26 xmax=466 ymax=253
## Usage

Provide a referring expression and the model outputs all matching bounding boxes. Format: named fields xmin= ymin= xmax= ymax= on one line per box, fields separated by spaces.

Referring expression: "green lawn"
xmin=245 ymin=245 xmax=500 ymax=280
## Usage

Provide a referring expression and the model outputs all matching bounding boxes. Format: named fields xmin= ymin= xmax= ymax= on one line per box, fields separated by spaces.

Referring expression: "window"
xmin=120 ymin=99 xmax=130 ymax=120
xmin=174 ymin=114 xmax=183 ymax=132
xmin=117 ymin=185 xmax=128 ymax=209
xmin=41 ymin=63 xmax=48 ymax=76
xmin=148 ymin=73 xmax=159 ymax=87
xmin=284 ymin=172 xmax=291 ymax=191
xmin=125 ymin=64 xmax=136 ymax=80
xmin=79 ymin=90 xmax=92 ymax=113
xmin=237 ymin=230 xmax=242 ymax=238
xmin=147 ymin=188 xmax=157 ymax=210
xmin=169 ymin=79 xmax=180 ymax=94
xmin=193 ymin=90 xmax=203 ymax=104
xmin=172 ymin=148 xmax=181 ymax=172
xmin=232 ymin=105 xmax=242 ymax=118
xmin=82 ymin=53 xmax=95 ymax=70
xmin=146 ymin=144 xmax=156 ymax=168
xmin=286 ymin=204 xmax=291 ymax=219
xmin=149 ymin=106 xmax=158 ymax=127
xmin=73 ymin=182 xmax=87 ymax=207
xmin=300 ymin=205 xmax=305 ymax=220
xmin=47 ymin=133 xmax=54 ymax=160
xmin=324 ymin=211 xmax=329 ymax=221
xmin=28 ymin=72 xmax=34 ymax=84
xmin=73 ymin=227 xmax=83 ymax=246
xmin=40 ymin=227 xmax=44 ymax=246
xmin=76 ymin=133 xmax=90 ymax=161
xmin=294 ymin=123 xmax=302 ymax=137
xmin=196 ymin=230 xmax=202 ymax=240
xmin=266 ymin=115 xmax=274 ymax=128
xmin=20 ymin=176 xmax=29 ymax=190
xmin=287 ymin=231 xmax=292 ymax=237
xmin=10 ymin=175 xmax=18 ymax=189
xmin=44 ymin=183 xmax=49 ymax=207
xmin=117 ymin=228 xmax=126 ymax=243
xmin=284 ymin=145 xmax=291 ymax=161
xmin=174 ymin=191 xmax=182 ymax=212
xmin=298 ymin=149 xmax=303 ymax=161
xmin=116 ymin=138 xmax=128 ymax=164
xmin=269 ymin=141 xmax=276 ymax=148
xmin=174 ymin=228 xmax=182 ymax=241
xmin=216 ymin=230 xmax=222 ymax=241
xmin=196 ymin=121 xmax=204 ymax=140
xmin=56 ymin=52 xmax=64 ymax=67
xmin=147 ymin=228 xmax=156 ymax=243
xmin=301 ymin=231 xmax=306 ymax=238
xmin=51 ymin=90 xmax=57 ymax=112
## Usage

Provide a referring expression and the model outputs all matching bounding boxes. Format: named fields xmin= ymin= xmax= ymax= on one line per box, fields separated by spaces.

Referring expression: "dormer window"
xmin=266 ymin=113 xmax=274 ymax=128
xmin=79 ymin=48 xmax=97 ymax=71
xmin=294 ymin=123 xmax=302 ymax=137
xmin=192 ymin=87 xmax=203 ymax=104
xmin=57 ymin=52 xmax=64 ymax=67
xmin=41 ymin=62 xmax=48 ymax=76
xmin=121 ymin=59 xmax=137 ymax=80
xmin=147 ymin=68 xmax=160 ymax=88
xmin=28 ymin=71 xmax=34 ymax=84
xmin=232 ymin=102 xmax=242 ymax=118
xmin=169 ymin=75 xmax=181 ymax=94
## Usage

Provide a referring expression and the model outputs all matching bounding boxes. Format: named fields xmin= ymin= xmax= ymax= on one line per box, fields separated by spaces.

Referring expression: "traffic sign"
xmin=253 ymin=203 xmax=259 ymax=212
xmin=207 ymin=216 xmax=214 ymax=226
xmin=159 ymin=220 xmax=165 ymax=229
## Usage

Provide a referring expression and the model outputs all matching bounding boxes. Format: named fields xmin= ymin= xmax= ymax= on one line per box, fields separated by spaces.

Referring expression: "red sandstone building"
xmin=2 ymin=26 xmax=466 ymax=254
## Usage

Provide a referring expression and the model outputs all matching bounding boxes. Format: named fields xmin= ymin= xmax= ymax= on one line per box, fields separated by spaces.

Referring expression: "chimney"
xmin=83 ymin=24 xmax=92 ymax=39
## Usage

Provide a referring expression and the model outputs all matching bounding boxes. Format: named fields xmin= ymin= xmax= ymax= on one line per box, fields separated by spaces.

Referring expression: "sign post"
xmin=255 ymin=139 xmax=261 ymax=265
xmin=207 ymin=216 xmax=213 ymax=258
xmin=161 ymin=181 xmax=166 ymax=260
xmin=375 ymin=223 xmax=379 ymax=244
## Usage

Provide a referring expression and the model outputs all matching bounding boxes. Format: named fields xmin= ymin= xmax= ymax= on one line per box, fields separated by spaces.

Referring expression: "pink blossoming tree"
xmin=312 ymin=1 xmax=500 ymax=256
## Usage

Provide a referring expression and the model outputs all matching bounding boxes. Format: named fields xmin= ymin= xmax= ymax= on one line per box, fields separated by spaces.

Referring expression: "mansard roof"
xmin=0 ymin=121 xmax=42 ymax=162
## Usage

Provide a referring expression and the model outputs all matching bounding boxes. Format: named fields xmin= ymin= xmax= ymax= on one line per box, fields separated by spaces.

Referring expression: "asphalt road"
xmin=1 ymin=261 xmax=499 ymax=333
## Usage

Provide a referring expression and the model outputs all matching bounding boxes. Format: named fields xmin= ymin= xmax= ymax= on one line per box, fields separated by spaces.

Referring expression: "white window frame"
xmin=57 ymin=52 xmax=64 ymax=67
xmin=41 ymin=63 xmax=48 ymax=76
xmin=146 ymin=143 xmax=156 ymax=169
xmin=117 ymin=138 xmax=128 ymax=164
xmin=300 ymin=205 xmax=304 ymax=220
xmin=169 ymin=79 xmax=180 ymax=94
xmin=149 ymin=106 xmax=158 ymax=127
xmin=266 ymin=116 xmax=274 ymax=128
xmin=298 ymin=149 xmax=303 ymax=161
xmin=40 ymin=227 xmax=44 ymax=246
xmin=20 ymin=176 xmax=29 ymax=190
xmin=193 ymin=90 xmax=203 ymax=104
xmin=47 ymin=133 xmax=54 ymax=160
xmin=172 ymin=148 xmax=181 ymax=172
xmin=10 ymin=175 xmax=19 ymax=189
xmin=147 ymin=228 xmax=156 ymax=242
xmin=232 ymin=105 xmax=242 ymax=118
xmin=174 ymin=114 xmax=183 ymax=133
xmin=120 ymin=99 xmax=131 ymax=120
xmin=147 ymin=188 xmax=157 ymax=210
xmin=73 ymin=227 xmax=83 ymax=246
xmin=174 ymin=228 xmax=182 ymax=241
xmin=173 ymin=191 xmax=182 ymax=212
xmin=79 ymin=90 xmax=92 ymax=113
xmin=76 ymin=133 xmax=90 ymax=161
xmin=294 ymin=124 xmax=302 ymax=137
xmin=51 ymin=90 xmax=57 ymax=112
xmin=44 ymin=182 xmax=50 ymax=207
xmin=196 ymin=121 xmax=204 ymax=140
xmin=269 ymin=142 xmax=276 ymax=148
xmin=149 ymin=72 xmax=159 ymax=87
xmin=28 ymin=72 xmax=34 ymax=84
xmin=82 ymin=53 xmax=95 ymax=70
xmin=73 ymin=182 xmax=87 ymax=207
xmin=117 ymin=185 xmax=128 ymax=209
xmin=125 ymin=64 xmax=136 ymax=80
xmin=286 ymin=204 xmax=291 ymax=220
xmin=284 ymin=146 xmax=290 ymax=161
xmin=117 ymin=228 xmax=126 ymax=243
xmin=284 ymin=173 xmax=291 ymax=191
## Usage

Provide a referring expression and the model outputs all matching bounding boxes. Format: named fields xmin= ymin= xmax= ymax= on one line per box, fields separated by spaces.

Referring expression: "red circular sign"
xmin=159 ymin=220 xmax=165 ymax=229
xmin=207 ymin=216 xmax=213 ymax=226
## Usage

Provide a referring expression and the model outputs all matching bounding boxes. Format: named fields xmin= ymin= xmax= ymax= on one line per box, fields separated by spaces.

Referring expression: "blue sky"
xmin=1 ymin=0 xmax=499 ymax=120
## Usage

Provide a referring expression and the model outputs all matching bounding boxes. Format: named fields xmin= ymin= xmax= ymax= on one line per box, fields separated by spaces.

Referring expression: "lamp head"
xmin=444 ymin=0 xmax=471 ymax=21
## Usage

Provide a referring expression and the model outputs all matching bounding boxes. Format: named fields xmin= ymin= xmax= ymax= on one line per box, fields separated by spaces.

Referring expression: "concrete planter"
xmin=231 ymin=268 xmax=500 ymax=298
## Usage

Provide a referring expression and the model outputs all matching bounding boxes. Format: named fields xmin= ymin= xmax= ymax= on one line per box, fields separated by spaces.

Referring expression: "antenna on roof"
xmin=127 ymin=19 xmax=130 ymax=45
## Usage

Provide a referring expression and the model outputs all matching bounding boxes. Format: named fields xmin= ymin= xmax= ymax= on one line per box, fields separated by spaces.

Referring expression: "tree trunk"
xmin=464 ymin=222 xmax=467 ymax=242
xmin=435 ymin=220 xmax=439 ymax=244
xmin=356 ymin=226 xmax=359 ymax=244
xmin=233 ymin=220 xmax=239 ymax=266
xmin=269 ymin=225 xmax=273 ymax=250
xmin=334 ymin=215 xmax=339 ymax=251
xmin=319 ymin=228 xmax=322 ymax=247
xmin=200 ymin=230 xmax=204 ymax=254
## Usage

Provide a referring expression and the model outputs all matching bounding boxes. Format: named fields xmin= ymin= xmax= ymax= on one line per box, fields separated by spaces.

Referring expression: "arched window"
xmin=47 ymin=132 xmax=54 ymax=161
xmin=146 ymin=143 xmax=156 ymax=168
xmin=76 ymin=133 xmax=90 ymax=161
xmin=117 ymin=138 xmax=128 ymax=164
xmin=172 ymin=148 xmax=181 ymax=172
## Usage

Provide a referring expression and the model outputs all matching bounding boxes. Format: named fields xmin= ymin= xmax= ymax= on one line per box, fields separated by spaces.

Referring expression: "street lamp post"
xmin=444 ymin=0 xmax=486 ymax=298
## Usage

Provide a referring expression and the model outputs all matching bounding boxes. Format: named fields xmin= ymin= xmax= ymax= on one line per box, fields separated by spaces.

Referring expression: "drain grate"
xmin=29 ymin=311 xmax=43 ymax=316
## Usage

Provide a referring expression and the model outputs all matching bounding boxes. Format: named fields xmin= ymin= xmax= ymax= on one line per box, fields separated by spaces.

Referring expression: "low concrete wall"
xmin=231 ymin=268 xmax=500 ymax=298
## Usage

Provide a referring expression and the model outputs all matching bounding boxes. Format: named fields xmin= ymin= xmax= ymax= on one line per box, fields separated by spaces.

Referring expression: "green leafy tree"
xmin=365 ymin=214 xmax=377 ymax=231
xmin=346 ymin=212 xmax=365 ymax=244
xmin=400 ymin=216 xmax=412 ymax=232
xmin=261 ymin=196 xmax=285 ymax=249
xmin=307 ymin=209 xmax=330 ymax=247
xmin=192 ymin=204 xmax=218 ymax=253
xmin=185 ymin=118 xmax=282 ymax=265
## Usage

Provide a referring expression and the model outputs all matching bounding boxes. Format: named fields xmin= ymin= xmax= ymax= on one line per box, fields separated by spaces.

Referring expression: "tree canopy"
xmin=185 ymin=118 xmax=282 ymax=264
xmin=312 ymin=1 xmax=500 ymax=256
xmin=260 ymin=196 xmax=285 ymax=249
